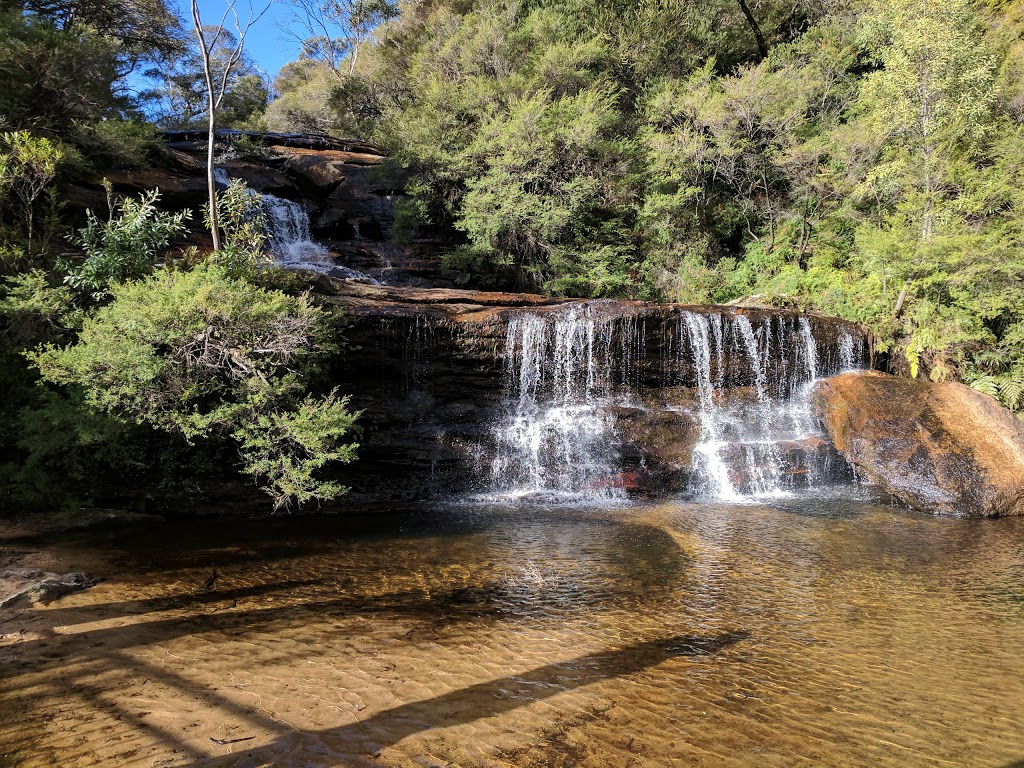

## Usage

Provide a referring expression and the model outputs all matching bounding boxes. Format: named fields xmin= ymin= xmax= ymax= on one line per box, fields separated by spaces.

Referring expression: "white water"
xmin=486 ymin=305 xmax=866 ymax=502
xmin=680 ymin=312 xmax=862 ymax=500
xmin=214 ymin=168 xmax=378 ymax=282
xmin=488 ymin=305 xmax=632 ymax=502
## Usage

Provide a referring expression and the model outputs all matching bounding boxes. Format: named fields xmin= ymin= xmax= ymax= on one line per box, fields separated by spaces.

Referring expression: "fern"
xmin=929 ymin=356 xmax=951 ymax=382
xmin=968 ymin=375 xmax=1000 ymax=398
xmin=997 ymin=369 xmax=1024 ymax=411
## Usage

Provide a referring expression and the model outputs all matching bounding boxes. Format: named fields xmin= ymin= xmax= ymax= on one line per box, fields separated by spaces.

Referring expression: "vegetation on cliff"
xmin=0 ymin=131 xmax=358 ymax=511
xmin=265 ymin=0 xmax=1024 ymax=408
xmin=1 ymin=0 xmax=1023 ymax=511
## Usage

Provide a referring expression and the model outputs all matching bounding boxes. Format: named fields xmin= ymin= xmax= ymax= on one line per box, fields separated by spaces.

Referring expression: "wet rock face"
xmin=813 ymin=371 xmax=1024 ymax=517
xmin=319 ymin=280 xmax=868 ymax=500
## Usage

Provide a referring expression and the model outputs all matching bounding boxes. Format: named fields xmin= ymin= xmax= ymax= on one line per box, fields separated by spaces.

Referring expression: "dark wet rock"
xmin=219 ymin=159 xmax=300 ymax=198
xmin=159 ymin=129 xmax=386 ymax=155
xmin=280 ymin=150 xmax=350 ymax=194
xmin=813 ymin=370 xmax=1024 ymax=516
xmin=1 ymin=569 xmax=96 ymax=610
xmin=613 ymin=405 xmax=701 ymax=493
xmin=317 ymin=281 xmax=867 ymax=501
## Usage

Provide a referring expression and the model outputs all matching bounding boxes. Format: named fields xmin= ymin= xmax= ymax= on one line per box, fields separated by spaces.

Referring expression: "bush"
xmin=0 ymin=131 xmax=64 ymax=248
xmin=60 ymin=185 xmax=190 ymax=300
xmin=30 ymin=263 xmax=359 ymax=509
xmin=68 ymin=119 xmax=162 ymax=170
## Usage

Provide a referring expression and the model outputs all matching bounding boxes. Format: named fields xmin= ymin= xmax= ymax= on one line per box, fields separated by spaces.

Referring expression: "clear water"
xmin=2 ymin=498 xmax=1023 ymax=767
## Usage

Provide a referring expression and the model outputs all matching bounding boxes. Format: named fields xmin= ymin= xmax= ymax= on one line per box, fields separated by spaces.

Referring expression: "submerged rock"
xmin=813 ymin=371 xmax=1024 ymax=517
xmin=0 ymin=569 xmax=96 ymax=610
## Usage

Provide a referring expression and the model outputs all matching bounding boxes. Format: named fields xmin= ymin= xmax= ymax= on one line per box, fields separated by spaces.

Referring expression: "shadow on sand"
xmin=186 ymin=631 xmax=748 ymax=767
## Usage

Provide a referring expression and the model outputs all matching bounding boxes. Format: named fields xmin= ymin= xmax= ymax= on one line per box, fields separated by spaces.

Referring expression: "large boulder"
xmin=813 ymin=370 xmax=1024 ymax=516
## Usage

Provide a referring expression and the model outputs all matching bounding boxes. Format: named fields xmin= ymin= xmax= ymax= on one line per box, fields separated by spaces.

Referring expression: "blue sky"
xmin=174 ymin=0 xmax=305 ymax=79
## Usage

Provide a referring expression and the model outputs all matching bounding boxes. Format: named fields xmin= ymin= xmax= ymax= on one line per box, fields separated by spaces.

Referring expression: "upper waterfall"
xmin=213 ymin=167 xmax=379 ymax=282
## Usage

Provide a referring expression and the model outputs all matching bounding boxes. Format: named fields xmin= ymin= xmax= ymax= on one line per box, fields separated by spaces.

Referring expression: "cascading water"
xmin=680 ymin=312 xmax=860 ymax=499
xmin=213 ymin=168 xmax=378 ymax=282
xmin=488 ymin=305 xmax=632 ymax=501
xmin=262 ymin=193 xmax=379 ymax=282
xmin=485 ymin=304 xmax=867 ymax=502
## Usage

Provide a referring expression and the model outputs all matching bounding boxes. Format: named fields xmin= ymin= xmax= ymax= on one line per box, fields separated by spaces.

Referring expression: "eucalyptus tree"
xmin=188 ymin=0 xmax=269 ymax=250
xmin=144 ymin=26 xmax=267 ymax=129
xmin=281 ymin=0 xmax=398 ymax=77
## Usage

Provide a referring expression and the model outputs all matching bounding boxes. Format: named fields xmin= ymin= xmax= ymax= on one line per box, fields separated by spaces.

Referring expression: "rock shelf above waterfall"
xmin=312 ymin=275 xmax=871 ymax=502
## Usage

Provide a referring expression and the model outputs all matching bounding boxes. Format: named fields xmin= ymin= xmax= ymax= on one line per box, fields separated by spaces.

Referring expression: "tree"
xmin=0 ymin=9 xmax=126 ymax=132
xmin=30 ymin=262 xmax=359 ymax=509
xmin=282 ymin=0 xmax=398 ymax=78
xmin=188 ymin=0 xmax=269 ymax=251
xmin=18 ymin=0 xmax=185 ymax=64
xmin=143 ymin=25 xmax=268 ymax=129
xmin=0 ymin=131 xmax=63 ymax=249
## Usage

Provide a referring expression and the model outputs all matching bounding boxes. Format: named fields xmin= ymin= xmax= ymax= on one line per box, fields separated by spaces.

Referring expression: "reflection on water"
xmin=2 ymin=498 xmax=1024 ymax=767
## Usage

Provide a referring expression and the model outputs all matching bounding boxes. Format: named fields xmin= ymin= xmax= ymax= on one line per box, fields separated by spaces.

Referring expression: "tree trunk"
xmin=894 ymin=279 xmax=911 ymax=317
xmin=736 ymin=0 xmax=768 ymax=59
xmin=205 ymin=93 xmax=221 ymax=251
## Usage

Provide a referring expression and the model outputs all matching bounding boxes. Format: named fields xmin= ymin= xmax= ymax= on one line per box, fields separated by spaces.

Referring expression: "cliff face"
xmin=314 ymin=278 xmax=867 ymax=500
xmin=74 ymin=136 xmax=874 ymax=505
xmin=68 ymin=136 xmax=463 ymax=289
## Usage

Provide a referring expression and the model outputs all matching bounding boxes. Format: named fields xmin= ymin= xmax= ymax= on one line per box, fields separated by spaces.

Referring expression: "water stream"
xmin=488 ymin=304 xmax=866 ymax=502
xmin=4 ymin=503 xmax=1024 ymax=767
xmin=213 ymin=168 xmax=379 ymax=282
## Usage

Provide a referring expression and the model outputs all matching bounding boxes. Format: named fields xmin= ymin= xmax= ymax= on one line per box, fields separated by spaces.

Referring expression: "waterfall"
xmin=213 ymin=168 xmax=378 ymax=282
xmin=484 ymin=305 xmax=867 ymax=502
xmin=262 ymin=194 xmax=379 ymax=282
xmin=488 ymin=305 xmax=629 ymax=502
xmin=681 ymin=312 xmax=854 ymax=499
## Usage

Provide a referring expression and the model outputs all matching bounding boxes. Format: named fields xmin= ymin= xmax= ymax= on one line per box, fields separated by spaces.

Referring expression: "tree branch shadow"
xmin=185 ymin=631 xmax=749 ymax=767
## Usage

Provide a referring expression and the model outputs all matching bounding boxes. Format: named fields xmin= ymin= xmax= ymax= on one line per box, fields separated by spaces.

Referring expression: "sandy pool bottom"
xmin=2 ymin=500 xmax=1024 ymax=767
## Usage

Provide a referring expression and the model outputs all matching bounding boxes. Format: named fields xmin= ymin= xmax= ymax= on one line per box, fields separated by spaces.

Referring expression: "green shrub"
xmin=60 ymin=185 xmax=190 ymax=300
xmin=69 ymin=119 xmax=161 ymax=170
xmin=30 ymin=263 xmax=359 ymax=509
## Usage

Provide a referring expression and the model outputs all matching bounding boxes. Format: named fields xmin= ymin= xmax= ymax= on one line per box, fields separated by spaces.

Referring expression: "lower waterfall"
xmin=488 ymin=306 xmax=626 ymax=501
xmin=485 ymin=303 xmax=865 ymax=502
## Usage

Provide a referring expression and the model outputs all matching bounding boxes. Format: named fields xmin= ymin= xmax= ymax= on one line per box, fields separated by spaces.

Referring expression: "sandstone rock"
xmin=1 ymin=569 xmax=96 ymax=610
xmin=220 ymin=159 xmax=300 ymax=198
xmin=281 ymin=151 xmax=350 ymax=194
xmin=813 ymin=370 xmax=1024 ymax=516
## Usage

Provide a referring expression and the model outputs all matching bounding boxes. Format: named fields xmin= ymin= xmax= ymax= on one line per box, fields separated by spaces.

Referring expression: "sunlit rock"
xmin=813 ymin=370 xmax=1024 ymax=516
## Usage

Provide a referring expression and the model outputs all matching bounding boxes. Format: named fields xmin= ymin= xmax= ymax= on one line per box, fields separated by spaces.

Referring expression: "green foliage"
xmin=68 ymin=119 xmax=162 ymax=170
xmin=0 ymin=270 xmax=82 ymax=346
xmin=2 ymin=388 xmax=145 ymax=510
xmin=234 ymin=391 xmax=358 ymax=510
xmin=203 ymin=179 xmax=272 ymax=280
xmin=0 ymin=131 xmax=64 ymax=249
xmin=0 ymin=10 xmax=127 ymax=133
xmin=61 ymin=186 xmax=191 ymax=300
xmin=30 ymin=264 xmax=359 ymax=509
